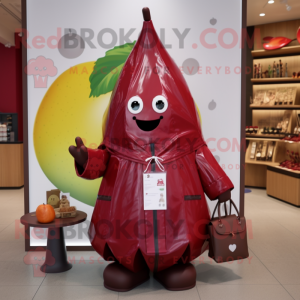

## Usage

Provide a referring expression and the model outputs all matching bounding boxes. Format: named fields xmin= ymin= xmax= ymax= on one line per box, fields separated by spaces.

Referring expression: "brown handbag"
xmin=207 ymin=199 xmax=249 ymax=263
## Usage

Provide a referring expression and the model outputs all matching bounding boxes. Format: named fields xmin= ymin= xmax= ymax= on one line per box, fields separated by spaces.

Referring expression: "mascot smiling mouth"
xmin=133 ymin=116 xmax=163 ymax=131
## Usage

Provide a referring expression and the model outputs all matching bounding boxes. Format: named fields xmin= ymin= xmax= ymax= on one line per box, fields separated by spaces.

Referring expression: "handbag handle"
xmin=211 ymin=201 xmax=220 ymax=220
xmin=229 ymin=199 xmax=242 ymax=225
xmin=211 ymin=201 xmax=228 ymax=220
xmin=210 ymin=202 xmax=224 ymax=228
xmin=211 ymin=199 xmax=241 ymax=228
xmin=224 ymin=201 xmax=228 ymax=216
xmin=228 ymin=199 xmax=241 ymax=218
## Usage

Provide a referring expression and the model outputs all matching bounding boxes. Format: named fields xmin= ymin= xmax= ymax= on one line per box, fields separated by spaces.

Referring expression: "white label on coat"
xmin=229 ymin=244 xmax=237 ymax=252
xmin=143 ymin=172 xmax=167 ymax=210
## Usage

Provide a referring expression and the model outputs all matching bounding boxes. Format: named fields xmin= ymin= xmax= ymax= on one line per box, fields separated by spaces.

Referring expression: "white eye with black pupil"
xmin=152 ymin=95 xmax=168 ymax=113
xmin=127 ymin=96 xmax=143 ymax=114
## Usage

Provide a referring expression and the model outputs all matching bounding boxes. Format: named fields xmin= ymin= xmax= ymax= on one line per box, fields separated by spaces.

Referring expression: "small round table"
xmin=20 ymin=211 xmax=87 ymax=273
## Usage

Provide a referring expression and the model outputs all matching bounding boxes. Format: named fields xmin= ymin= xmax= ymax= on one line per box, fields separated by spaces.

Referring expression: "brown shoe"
xmin=103 ymin=262 xmax=150 ymax=292
xmin=154 ymin=263 xmax=196 ymax=291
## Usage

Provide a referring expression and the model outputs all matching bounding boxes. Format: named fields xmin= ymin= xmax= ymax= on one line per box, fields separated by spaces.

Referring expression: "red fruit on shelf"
xmin=263 ymin=36 xmax=273 ymax=42
xmin=297 ymin=27 xmax=300 ymax=44
xmin=263 ymin=37 xmax=296 ymax=50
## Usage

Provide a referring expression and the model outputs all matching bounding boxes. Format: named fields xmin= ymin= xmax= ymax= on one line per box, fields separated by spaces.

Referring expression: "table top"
xmin=0 ymin=141 xmax=23 ymax=144
xmin=20 ymin=210 xmax=87 ymax=228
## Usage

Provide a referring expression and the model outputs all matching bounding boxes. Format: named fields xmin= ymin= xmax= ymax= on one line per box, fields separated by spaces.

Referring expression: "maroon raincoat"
xmin=75 ymin=19 xmax=233 ymax=272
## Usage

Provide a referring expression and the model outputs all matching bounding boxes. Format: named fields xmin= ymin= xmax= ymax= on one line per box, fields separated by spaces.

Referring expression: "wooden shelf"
xmin=251 ymin=45 xmax=300 ymax=58
xmin=246 ymin=133 xmax=285 ymax=139
xmin=245 ymin=163 xmax=268 ymax=188
xmin=251 ymin=78 xmax=300 ymax=83
xmin=250 ymin=105 xmax=300 ymax=109
xmin=245 ymin=160 xmax=278 ymax=167
xmin=267 ymin=166 xmax=300 ymax=206
xmin=245 ymin=138 xmax=278 ymax=188
xmin=0 ymin=144 xmax=24 ymax=188
xmin=270 ymin=165 xmax=300 ymax=175
xmin=249 ymin=21 xmax=300 ymax=196
xmin=246 ymin=137 xmax=279 ymax=142
xmin=277 ymin=139 xmax=300 ymax=144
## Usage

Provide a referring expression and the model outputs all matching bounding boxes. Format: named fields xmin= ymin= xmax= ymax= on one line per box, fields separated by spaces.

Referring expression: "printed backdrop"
xmin=26 ymin=0 xmax=243 ymax=246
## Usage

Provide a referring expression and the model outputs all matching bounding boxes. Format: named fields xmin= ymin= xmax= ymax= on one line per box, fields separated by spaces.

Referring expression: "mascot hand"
xmin=69 ymin=137 xmax=88 ymax=168
xmin=218 ymin=189 xmax=231 ymax=203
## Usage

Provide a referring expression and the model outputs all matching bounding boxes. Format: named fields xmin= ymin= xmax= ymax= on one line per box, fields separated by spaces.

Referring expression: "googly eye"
xmin=127 ymin=96 xmax=143 ymax=114
xmin=152 ymin=95 xmax=168 ymax=113
xmin=43 ymin=67 xmax=47 ymax=70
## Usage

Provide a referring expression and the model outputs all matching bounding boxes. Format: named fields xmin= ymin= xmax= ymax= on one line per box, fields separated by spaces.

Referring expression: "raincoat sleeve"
xmin=75 ymin=146 xmax=110 ymax=180
xmin=195 ymin=144 xmax=234 ymax=200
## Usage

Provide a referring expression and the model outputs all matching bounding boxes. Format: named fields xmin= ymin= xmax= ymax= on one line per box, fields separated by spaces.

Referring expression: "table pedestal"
xmin=41 ymin=227 xmax=72 ymax=273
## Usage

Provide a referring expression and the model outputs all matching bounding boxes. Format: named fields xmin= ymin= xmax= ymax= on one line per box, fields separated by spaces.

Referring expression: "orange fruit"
xmin=36 ymin=203 xmax=55 ymax=223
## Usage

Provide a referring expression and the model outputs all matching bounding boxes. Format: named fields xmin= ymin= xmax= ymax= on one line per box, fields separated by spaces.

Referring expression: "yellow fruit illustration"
xmin=34 ymin=62 xmax=111 ymax=206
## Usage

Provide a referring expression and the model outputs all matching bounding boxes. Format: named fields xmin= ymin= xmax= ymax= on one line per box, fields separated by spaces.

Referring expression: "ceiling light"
xmin=286 ymin=4 xmax=292 ymax=10
xmin=268 ymin=0 xmax=274 ymax=3
xmin=260 ymin=13 xmax=265 ymax=16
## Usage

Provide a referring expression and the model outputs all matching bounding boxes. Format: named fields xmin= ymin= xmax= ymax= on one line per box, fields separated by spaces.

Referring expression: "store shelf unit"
xmin=246 ymin=46 xmax=300 ymax=192
xmin=267 ymin=165 xmax=300 ymax=207
xmin=251 ymin=45 xmax=300 ymax=58
xmin=251 ymin=78 xmax=300 ymax=83
xmin=0 ymin=142 xmax=24 ymax=188
xmin=245 ymin=138 xmax=279 ymax=187
xmin=246 ymin=137 xmax=300 ymax=180
xmin=250 ymin=105 xmax=300 ymax=109
xmin=246 ymin=136 xmax=300 ymax=205
xmin=246 ymin=137 xmax=296 ymax=165
xmin=0 ymin=112 xmax=18 ymax=142
xmin=246 ymin=133 xmax=285 ymax=138
xmin=249 ymin=108 xmax=297 ymax=138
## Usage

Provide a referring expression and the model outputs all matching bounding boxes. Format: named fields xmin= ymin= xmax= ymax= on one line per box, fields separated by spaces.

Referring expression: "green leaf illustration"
xmin=89 ymin=41 xmax=136 ymax=97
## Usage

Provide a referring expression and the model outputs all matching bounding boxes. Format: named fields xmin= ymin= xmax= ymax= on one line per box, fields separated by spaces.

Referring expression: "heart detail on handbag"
xmin=229 ymin=244 xmax=236 ymax=252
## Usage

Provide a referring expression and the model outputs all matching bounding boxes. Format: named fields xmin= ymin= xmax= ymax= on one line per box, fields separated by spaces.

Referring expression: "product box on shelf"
xmin=276 ymin=87 xmax=297 ymax=105
xmin=247 ymin=110 xmax=292 ymax=137
xmin=0 ymin=113 xmax=18 ymax=142
xmin=247 ymin=140 xmax=276 ymax=162
xmin=252 ymin=87 xmax=297 ymax=106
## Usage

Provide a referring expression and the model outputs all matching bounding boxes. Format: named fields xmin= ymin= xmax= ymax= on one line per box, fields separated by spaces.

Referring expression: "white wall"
xmin=26 ymin=0 xmax=243 ymax=246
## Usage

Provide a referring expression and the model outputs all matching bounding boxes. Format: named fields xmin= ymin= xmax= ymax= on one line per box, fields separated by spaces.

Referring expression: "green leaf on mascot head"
xmin=89 ymin=41 xmax=136 ymax=98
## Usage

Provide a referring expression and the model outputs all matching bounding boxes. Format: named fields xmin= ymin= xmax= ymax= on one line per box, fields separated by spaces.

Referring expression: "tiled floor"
xmin=0 ymin=188 xmax=300 ymax=299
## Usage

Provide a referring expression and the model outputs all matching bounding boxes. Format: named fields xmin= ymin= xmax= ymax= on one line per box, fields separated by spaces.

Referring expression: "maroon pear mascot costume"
xmin=69 ymin=7 xmax=233 ymax=292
